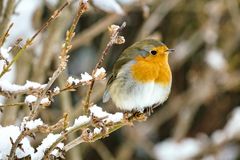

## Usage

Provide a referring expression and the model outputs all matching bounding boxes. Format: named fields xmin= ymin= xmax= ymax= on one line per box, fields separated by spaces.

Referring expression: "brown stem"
xmin=43 ymin=120 xmax=90 ymax=159
xmin=0 ymin=102 xmax=25 ymax=108
xmin=0 ymin=0 xmax=15 ymax=35
xmin=0 ymin=0 xmax=3 ymax=17
xmin=28 ymin=1 xmax=88 ymax=120
xmin=7 ymin=2 xmax=75 ymax=158
xmin=0 ymin=22 xmax=13 ymax=47
xmin=8 ymin=117 xmax=66 ymax=160
xmin=8 ymin=131 xmax=28 ymax=160
xmin=64 ymin=123 xmax=125 ymax=152
xmin=43 ymin=111 xmax=143 ymax=159
xmin=83 ymin=22 xmax=126 ymax=114
xmin=0 ymin=1 xmax=70 ymax=78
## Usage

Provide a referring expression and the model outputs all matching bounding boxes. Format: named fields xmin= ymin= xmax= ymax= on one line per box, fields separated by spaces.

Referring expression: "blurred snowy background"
xmin=0 ymin=0 xmax=240 ymax=159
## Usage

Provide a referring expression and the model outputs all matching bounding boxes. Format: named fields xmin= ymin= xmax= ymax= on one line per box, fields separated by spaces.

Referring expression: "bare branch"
xmin=0 ymin=22 xmax=13 ymax=47
xmin=0 ymin=0 xmax=15 ymax=35
xmin=83 ymin=22 xmax=126 ymax=114
xmin=0 ymin=1 xmax=70 ymax=78
xmin=28 ymin=0 xmax=88 ymax=120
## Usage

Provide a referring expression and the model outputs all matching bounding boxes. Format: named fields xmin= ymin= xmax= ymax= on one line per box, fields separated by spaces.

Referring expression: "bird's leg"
xmin=145 ymin=107 xmax=154 ymax=116
xmin=152 ymin=103 xmax=160 ymax=109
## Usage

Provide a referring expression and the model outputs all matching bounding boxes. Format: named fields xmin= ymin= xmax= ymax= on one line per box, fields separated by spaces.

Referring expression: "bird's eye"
xmin=150 ymin=50 xmax=157 ymax=55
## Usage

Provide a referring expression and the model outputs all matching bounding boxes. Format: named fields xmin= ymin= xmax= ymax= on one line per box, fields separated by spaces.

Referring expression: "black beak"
xmin=166 ymin=49 xmax=175 ymax=54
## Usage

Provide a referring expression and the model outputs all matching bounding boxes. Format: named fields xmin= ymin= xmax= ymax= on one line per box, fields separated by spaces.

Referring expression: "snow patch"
xmin=0 ymin=125 xmax=34 ymax=159
xmin=212 ymin=107 xmax=240 ymax=146
xmin=93 ymin=127 xmax=102 ymax=134
xmin=67 ymin=76 xmax=80 ymax=85
xmin=21 ymin=118 xmax=43 ymax=130
xmin=92 ymin=0 xmax=124 ymax=15
xmin=153 ymin=138 xmax=202 ymax=160
xmin=32 ymin=133 xmax=61 ymax=160
xmin=80 ymin=72 xmax=93 ymax=82
xmin=94 ymin=67 xmax=106 ymax=79
xmin=90 ymin=105 xmax=123 ymax=123
xmin=53 ymin=86 xmax=60 ymax=94
xmin=0 ymin=47 xmax=11 ymax=62
xmin=67 ymin=115 xmax=91 ymax=131
xmin=51 ymin=143 xmax=64 ymax=158
xmin=40 ymin=97 xmax=51 ymax=106
xmin=25 ymin=95 xmax=37 ymax=104
xmin=25 ymin=95 xmax=50 ymax=106
xmin=224 ymin=107 xmax=240 ymax=139
xmin=205 ymin=49 xmax=226 ymax=71
xmin=83 ymin=0 xmax=89 ymax=4
xmin=0 ymin=80 xmax=46 ymax=92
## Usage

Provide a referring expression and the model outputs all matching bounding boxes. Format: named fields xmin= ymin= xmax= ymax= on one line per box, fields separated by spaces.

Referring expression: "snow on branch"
xmin=31 ymin=133 xmax=63 ymax=160
xmin=0 ymin=80 xmax=46 ymax=97
xmin=0 ymin=116 xmax=67 ymax=160
xmin=0 ymin=125 xmax=34 ymax=159
xmin=43 ymin=105 xmax=147 ymax=159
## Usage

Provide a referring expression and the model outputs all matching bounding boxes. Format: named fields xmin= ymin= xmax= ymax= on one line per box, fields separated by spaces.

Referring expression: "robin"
xmin=103 ymin=39 xmax=173 ymax=113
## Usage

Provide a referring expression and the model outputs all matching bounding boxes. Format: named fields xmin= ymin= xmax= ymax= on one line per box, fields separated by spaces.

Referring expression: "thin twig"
xmin=28 ymin=63 xmax=67 ymax=119
xmin=44 ymin=112 xmax=146 ymax=159
xmin=0 ymin=22 xmax=13 ymax=47
xmin=7 ymin=2 xmax=80 ymax=158
xmin=0 ymin=0 xmax=15 ymax=35
xmin=0 ymin=0 xmax=3 ymax=17
xmin=83 ymin=22 xmax=126 ymax=114
xmin=0 ymin=1 xmax=70 ymax=78
xmin=0 ymin=102 xmax=25 ymax=108
xmin=32 ymin=3 xmax=70 ymax=83
xmin=0 ymin=85 xmax=45 ymax=98
xmin=8 ymin=116 xmax=67 ymax=160
xmin=43 ymin=118 xmax=91 ymax=159
xmin=28 ymin=1 xmax=88 ymax=120
xmin=64 ymin=123 xmax=125 ymax=152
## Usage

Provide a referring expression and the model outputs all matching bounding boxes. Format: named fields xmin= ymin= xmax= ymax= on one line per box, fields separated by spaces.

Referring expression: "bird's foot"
xmin=123 ymin=112 xmax=134 ymax=125
xmin=123 ymin=109 xmax=147 ymax=122
xmin=132 ymin=111 xmax=147 ymax=121
xmin=145 ymin=107 xmax=154 ymax=116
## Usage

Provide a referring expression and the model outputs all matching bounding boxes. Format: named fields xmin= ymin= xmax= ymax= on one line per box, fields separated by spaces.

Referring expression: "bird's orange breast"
xmin=131 ymin=55 xmax=171 ymax=86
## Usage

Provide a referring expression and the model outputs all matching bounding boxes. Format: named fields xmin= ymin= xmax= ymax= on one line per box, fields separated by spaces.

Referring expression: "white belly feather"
xmin=108 ymin=61 xmax=171 ymax=111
